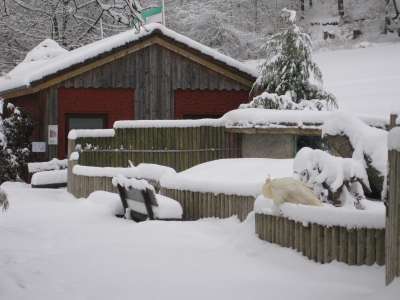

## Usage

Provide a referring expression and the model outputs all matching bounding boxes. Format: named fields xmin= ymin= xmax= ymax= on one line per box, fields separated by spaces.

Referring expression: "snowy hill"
xmin=315 ymin=43 xmax=400 ymax=118
xmin=246 ymin=42 xmax=400 ymax=118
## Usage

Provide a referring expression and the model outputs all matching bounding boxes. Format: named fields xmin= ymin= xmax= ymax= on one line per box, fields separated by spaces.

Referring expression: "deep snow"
xmin=160 ymin=158 xmax=293 ymax=196
xmin=1 ymin=182 xmax=397 ymax=300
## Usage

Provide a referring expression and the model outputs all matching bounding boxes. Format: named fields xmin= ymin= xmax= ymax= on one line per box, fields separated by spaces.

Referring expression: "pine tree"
xmin=0 ymin=100 xmax=33 ymax=184
xmin=249 ymin=8 xmax=337 ymax=111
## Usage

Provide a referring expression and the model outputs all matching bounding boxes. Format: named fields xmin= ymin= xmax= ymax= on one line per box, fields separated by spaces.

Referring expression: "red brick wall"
xmin=174 ymin=90 xmax=250 ymax=119
xmin=58 ymin=88 xmax=134 ymax=158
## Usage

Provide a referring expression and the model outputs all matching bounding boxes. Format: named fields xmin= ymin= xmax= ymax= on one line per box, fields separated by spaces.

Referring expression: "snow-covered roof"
xmin=0 ymin=23 xmax=257 ymax=95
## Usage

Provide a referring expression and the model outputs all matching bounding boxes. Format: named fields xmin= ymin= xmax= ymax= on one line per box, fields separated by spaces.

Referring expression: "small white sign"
xmin=48 ymin=125 xmax=58 ymax=145
xmin=32 ymin=142 xmax=47 ymax=153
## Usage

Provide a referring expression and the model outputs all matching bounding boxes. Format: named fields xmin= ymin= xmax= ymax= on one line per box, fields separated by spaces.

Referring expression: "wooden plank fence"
xmin=386 ymin=114 xmax=400 ymax=284
xmin=71 ymin=126 xmax=241 ymax=171
xmin=161 ymin=188 xmax=255 ymax=221
xmin=256 ymin=214 xmax=385 ymax=266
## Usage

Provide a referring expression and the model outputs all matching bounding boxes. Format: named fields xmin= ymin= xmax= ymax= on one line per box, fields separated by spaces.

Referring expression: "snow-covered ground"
xmin=1 ymin=182 xmax=398 ymax=300
xmin=316 ymin=43 xmax=400 ymax=118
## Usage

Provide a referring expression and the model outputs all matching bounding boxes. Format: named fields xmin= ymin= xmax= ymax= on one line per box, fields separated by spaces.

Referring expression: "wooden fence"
xmin=161 ymin=188 xmax=254 ymax=221
xmin=386 ymin=114 xmax=400 ymax=284
xmin=69 ymin=126 xmax=241 ymax=171
xmin=256 ymin=214 xmax=385 ymax=266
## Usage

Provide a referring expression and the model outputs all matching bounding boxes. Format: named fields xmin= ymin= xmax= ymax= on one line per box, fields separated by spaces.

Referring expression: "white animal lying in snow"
xmin=0 ymin=189 xmax=9 ymax=211
xmin=262 ymin=177 xmax=322 ymax=207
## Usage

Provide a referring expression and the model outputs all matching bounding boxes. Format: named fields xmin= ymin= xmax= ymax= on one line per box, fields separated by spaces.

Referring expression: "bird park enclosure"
xmin=67 ymin=119 xmax=241 ymax=199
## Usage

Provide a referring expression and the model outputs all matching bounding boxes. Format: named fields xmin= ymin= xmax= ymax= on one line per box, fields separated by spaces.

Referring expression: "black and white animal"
xmin=0 ymin=188 xmax=9 ymax=211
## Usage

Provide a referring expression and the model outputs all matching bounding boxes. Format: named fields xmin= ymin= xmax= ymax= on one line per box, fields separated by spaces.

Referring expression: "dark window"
xmin=65 ymin=114 xmax=107 ymax=154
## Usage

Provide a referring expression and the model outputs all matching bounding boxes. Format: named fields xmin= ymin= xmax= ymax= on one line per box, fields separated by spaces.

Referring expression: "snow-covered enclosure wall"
xmin=254 ymin=206 xmax=385 ymax=266
xmin=70 ymin=125 xmax=240 ymax=172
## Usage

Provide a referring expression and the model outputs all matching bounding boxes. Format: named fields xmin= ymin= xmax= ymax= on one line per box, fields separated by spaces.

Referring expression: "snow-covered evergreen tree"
xmin=0 ymin=100 xmax=33 ymax=184
xmin=248 ymin=8 xmax=337 ymax=111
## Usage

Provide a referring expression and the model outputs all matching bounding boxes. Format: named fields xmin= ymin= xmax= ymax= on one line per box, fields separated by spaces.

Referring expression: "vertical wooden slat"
xmin=324 ymin=227 xmax=332 ymax=263
xmin=348 ymin=229 xmax=357 ymax=265
xmin=356 ymin=228 xmax=366 ymax=265
xmin=366 ymin=229 xmax=376 ymax=266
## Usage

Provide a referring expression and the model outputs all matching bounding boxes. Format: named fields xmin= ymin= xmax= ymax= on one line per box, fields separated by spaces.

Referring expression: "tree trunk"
xmin=338 ymin=0 xmax=344 ymax=17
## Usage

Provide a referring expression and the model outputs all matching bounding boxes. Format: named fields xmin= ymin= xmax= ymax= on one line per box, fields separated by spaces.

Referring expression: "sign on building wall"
xmin=48 ymin=125 xmax=58 ymax=145
xmin=32 ymin=142 xmax=47 ymax=153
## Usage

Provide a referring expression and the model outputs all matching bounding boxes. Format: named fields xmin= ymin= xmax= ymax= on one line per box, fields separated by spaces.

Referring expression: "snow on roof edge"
xmin=0 ymin=23 xmax=257 ymax=95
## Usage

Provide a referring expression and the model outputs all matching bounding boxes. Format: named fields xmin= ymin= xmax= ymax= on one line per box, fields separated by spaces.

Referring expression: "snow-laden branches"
xmin=0 ymin=100 xmax=33 ymax=184
xmin=294 ymin=147 xmax=370 ymax=209
xmin=248 ymin=8 xmax=337 ymax=111
xmin=0 ymin=0 xmax=144 ymax=51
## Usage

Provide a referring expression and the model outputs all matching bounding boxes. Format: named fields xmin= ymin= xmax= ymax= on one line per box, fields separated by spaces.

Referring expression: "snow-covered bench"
xmin=112 ymin=175 xmax=182 ymax=222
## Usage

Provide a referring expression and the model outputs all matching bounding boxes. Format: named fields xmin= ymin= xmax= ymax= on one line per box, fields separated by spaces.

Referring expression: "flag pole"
xmin=162 ymin=0 xmax=166 ymax=26
xmin=100 ymin=18 xmax=104 ymax=39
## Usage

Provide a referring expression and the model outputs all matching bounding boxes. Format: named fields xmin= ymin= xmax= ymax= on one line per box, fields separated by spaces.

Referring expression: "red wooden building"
xmin=0 ymin=24 xmax=256 ymax=159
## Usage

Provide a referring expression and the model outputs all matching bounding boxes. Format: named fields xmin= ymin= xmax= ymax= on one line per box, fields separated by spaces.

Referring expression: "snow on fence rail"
xmin=386 ymin=114 xmax=400 ymax=285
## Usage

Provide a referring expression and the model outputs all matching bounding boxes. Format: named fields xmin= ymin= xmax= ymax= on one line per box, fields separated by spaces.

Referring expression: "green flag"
xmin=141 ymin=6 xmax=163 ymax=24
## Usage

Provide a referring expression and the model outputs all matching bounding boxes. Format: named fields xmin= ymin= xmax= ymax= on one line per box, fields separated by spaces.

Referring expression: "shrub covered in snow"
xmin=0 ymin=100 xmax=33 ymax=184
xmin=294 ymin=147 xmax=370 ymax=209
xmin=246 ymin=9 xmax=337 ymax=111
xmin=322 ymin=112 xmax=387 ymax=199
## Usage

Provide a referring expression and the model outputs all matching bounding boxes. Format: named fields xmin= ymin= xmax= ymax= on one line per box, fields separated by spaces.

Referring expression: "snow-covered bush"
xmin=294 ymin=147 xmax=370 ymax=209
xmin=322 ymin=112 xmax=387 ymax=199
xmin=247 ymin=8 xmax=337 ymax=111
xmin=240 ymin=91 xmax=333 ymax=111
xmin=0 ymin=100 xmax=33 ymax=184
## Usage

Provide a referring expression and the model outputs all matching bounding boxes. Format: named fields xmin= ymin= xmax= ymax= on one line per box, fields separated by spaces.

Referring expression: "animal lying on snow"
xmin=262 ymin=177 xmax=322 ymax=207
